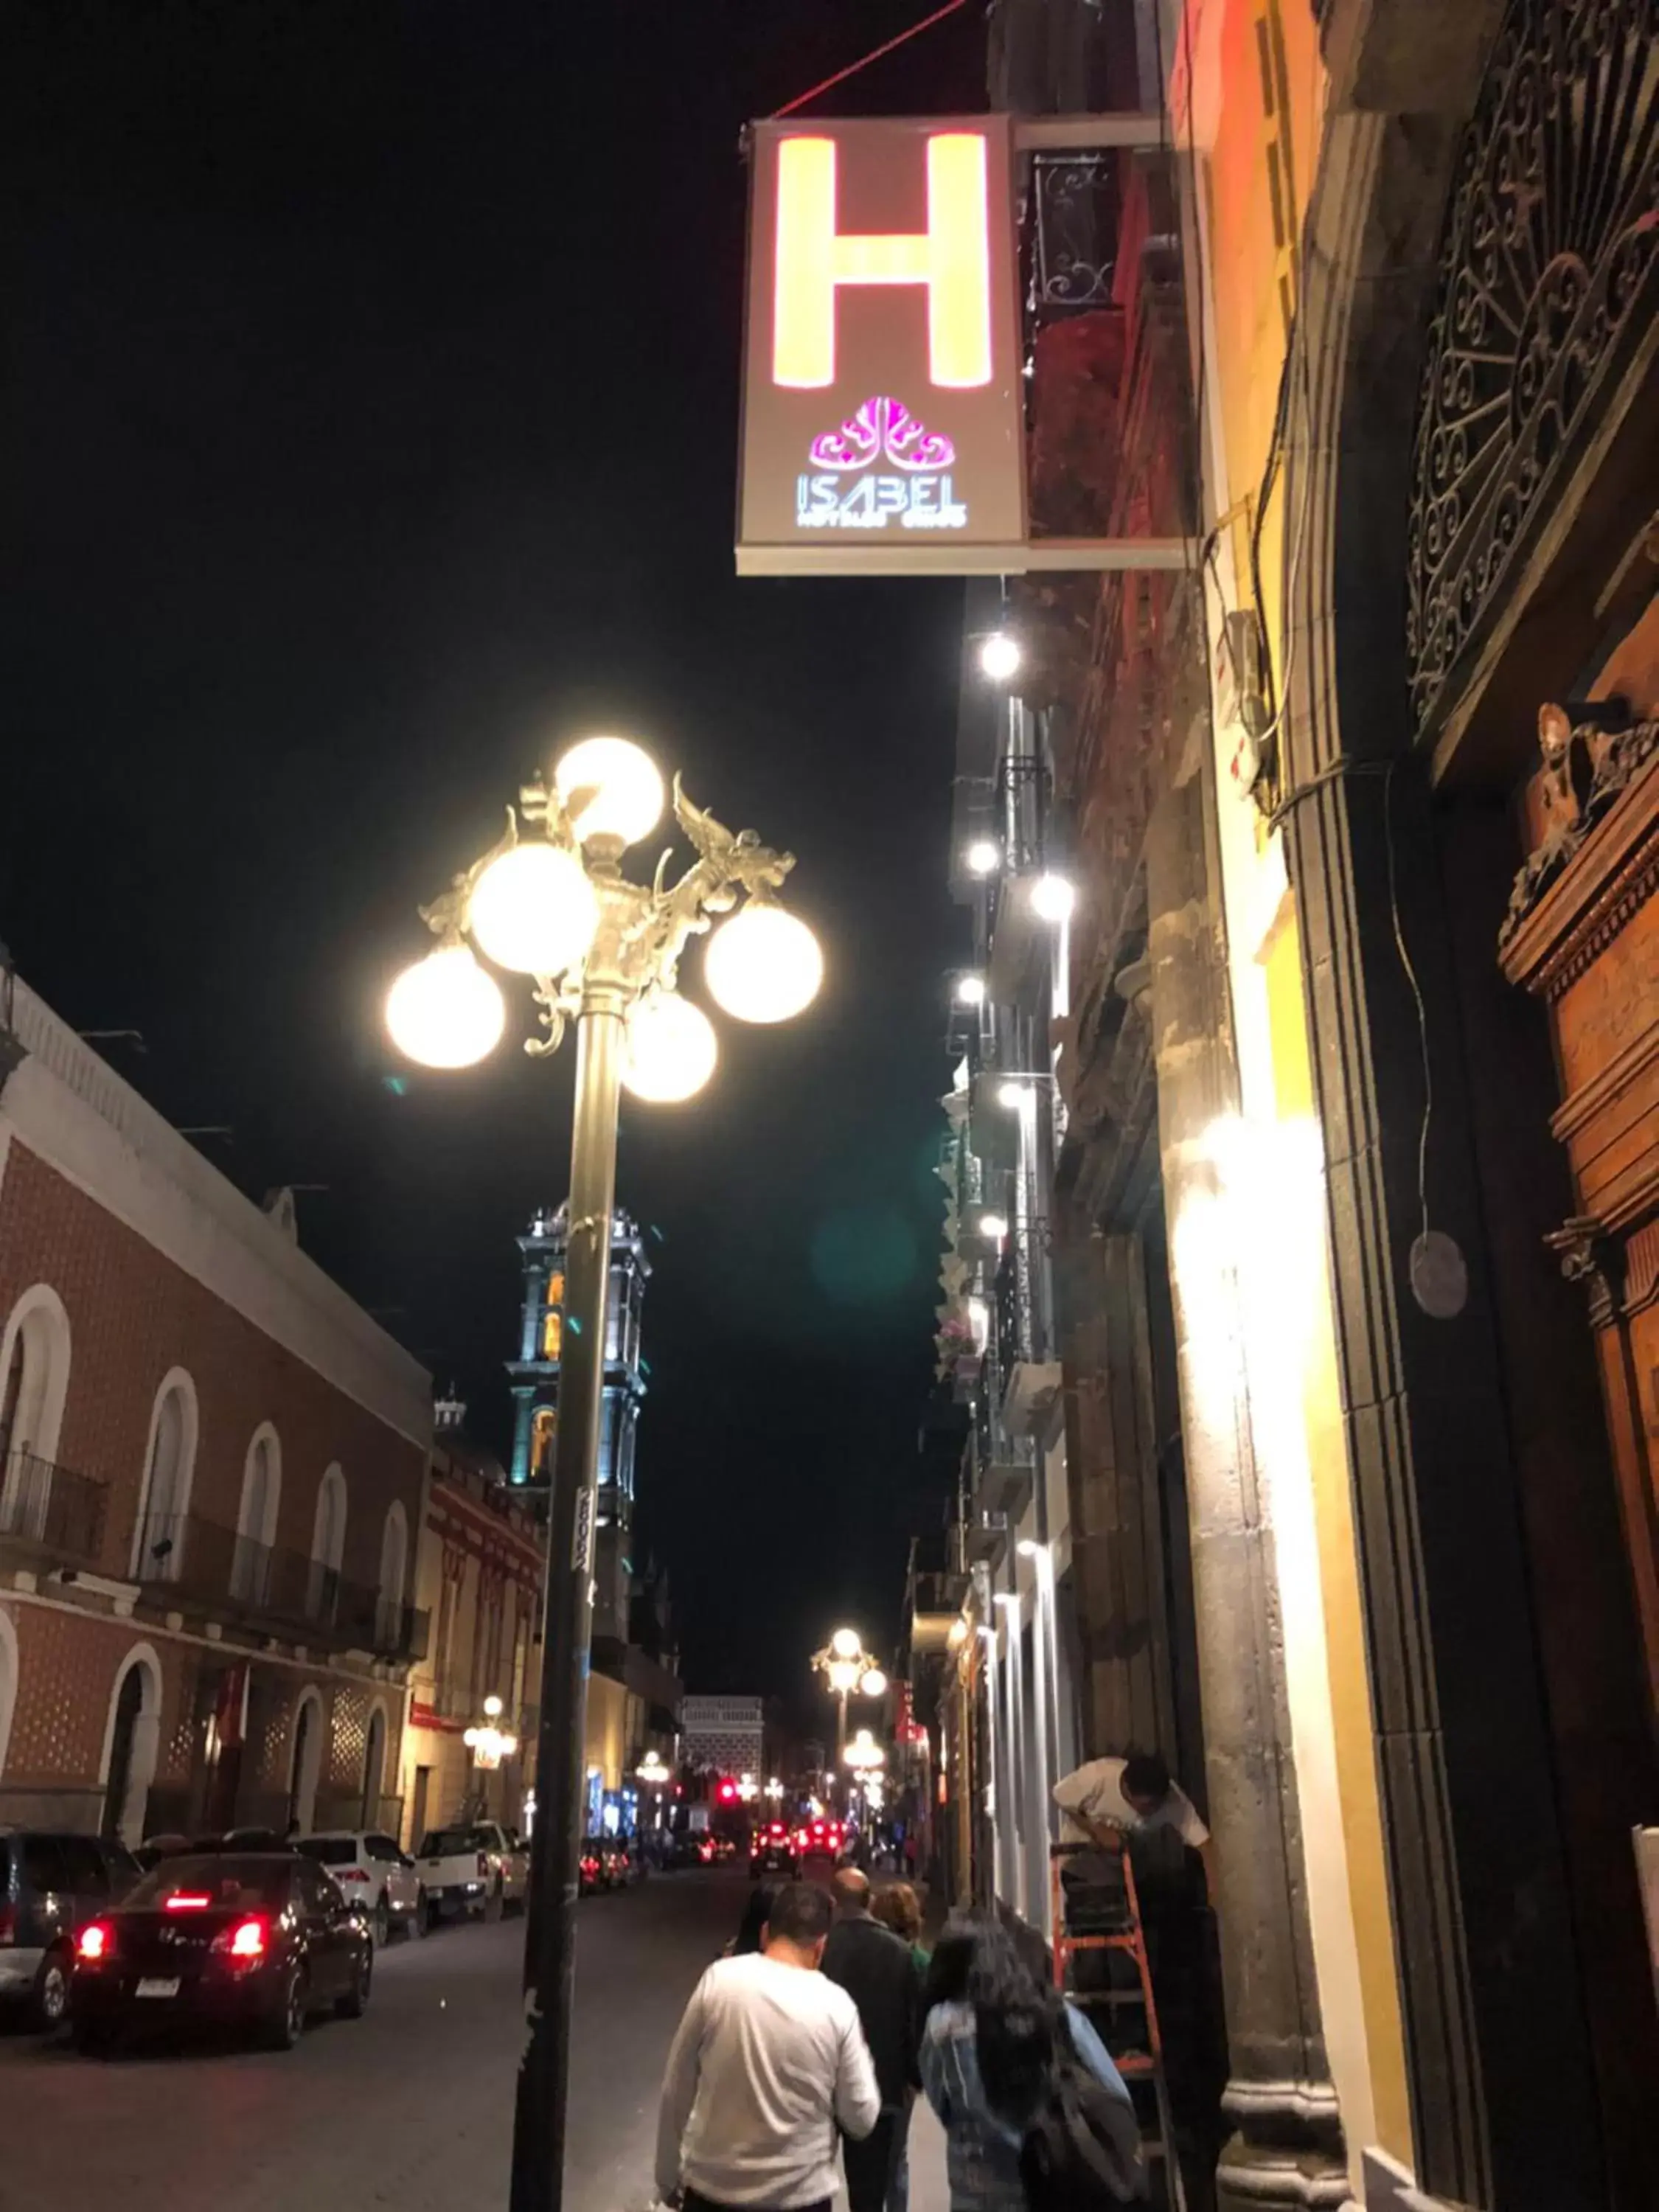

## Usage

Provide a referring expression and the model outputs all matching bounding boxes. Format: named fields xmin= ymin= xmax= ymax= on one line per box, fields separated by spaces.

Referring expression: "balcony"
xmin=0 ymin=1452 xmax=108 ymax=1571
xmin=132 ymin=1510 xmax=428 ymax=1660
xmin=995 ymin=1224 xmax=1063 ymax=1439
xmin=969 ymin=1382 xmax=1035 ymax=1525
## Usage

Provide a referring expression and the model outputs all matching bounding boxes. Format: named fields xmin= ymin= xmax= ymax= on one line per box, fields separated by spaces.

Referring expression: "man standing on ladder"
xmin=1052 ymin=1751 xmax=1214 ymax=1907
xmin=1052 ymin=1753 xmax=1222 ymax=2212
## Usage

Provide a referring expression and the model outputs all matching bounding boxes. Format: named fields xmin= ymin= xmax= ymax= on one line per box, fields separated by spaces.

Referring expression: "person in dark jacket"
xmin=821 ymin=1867 xmax=922 ymax=2212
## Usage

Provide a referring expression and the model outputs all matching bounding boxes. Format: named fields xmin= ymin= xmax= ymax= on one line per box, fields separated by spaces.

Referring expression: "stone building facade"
xmin=915 ymin=4 xmax=1659 ymax=2211
xmin=0 ymin=976 xmax=430 ymax=1846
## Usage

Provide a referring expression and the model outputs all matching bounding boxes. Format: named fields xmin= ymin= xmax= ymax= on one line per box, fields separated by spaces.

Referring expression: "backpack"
xmin=1019 ymin=2053 xmax=1148 ymax=2210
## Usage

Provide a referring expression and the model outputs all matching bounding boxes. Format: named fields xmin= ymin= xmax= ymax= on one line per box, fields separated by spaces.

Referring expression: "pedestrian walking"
xmin=726 ymin=1881 xmax=778 ymax=1957
xmin=656 ymin=1879 xmax=880 ymax=2212
xmin=869 ymin=1882 xmax=931 ymax=2212
xmin=920 ymin=1913 xmax=1136 ymax=2212
xmin=820 ymin=1868 xmax=922 ymax=2212
xmin=871 ymin=1880 xmax=931 ymax=1977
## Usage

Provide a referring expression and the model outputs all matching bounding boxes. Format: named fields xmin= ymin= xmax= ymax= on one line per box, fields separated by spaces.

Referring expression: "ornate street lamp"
xmin=811 ymin=1630 xmax=888 ymax=1809
xmin=386 ymin=735 xmax=821 ymax=2212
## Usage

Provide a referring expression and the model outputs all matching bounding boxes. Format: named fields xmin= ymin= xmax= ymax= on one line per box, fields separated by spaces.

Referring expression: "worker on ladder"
xmin=1051 ymin=1753 xmax=1222 ymax=2212
xmin=1051 ymin=1751 xmax=1214 ymax=1912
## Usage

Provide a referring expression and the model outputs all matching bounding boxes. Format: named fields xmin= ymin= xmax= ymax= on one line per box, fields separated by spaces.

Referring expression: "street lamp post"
xmin=386 ymin=737 xmax=821 ymax=2212
xmin=811 ymin=1630 xmax=886 ymax=1813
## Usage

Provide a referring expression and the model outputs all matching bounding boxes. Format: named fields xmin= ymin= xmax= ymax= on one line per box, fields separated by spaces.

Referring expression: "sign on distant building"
xmin=682 ymin=1694 xmax=765 ymax=1778
xmin=738 ymin=116 xmax=1025 ymax=576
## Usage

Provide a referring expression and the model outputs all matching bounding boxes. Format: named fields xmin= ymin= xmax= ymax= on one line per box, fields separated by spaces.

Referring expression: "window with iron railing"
xmin=0 ymin=1450 xmax=106 ymax=1566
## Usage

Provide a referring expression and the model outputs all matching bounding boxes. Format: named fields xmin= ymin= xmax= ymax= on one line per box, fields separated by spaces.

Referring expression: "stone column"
xmin=1146 ymin=723 xmax=1349 ymax=2211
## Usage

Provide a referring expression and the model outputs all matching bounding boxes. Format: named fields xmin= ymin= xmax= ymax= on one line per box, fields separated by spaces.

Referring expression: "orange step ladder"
xmin=1049 ymin=1838 xmax=1187 ymax=2211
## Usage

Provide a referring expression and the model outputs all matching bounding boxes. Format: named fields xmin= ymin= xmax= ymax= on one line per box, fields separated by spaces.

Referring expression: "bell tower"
xmin=507 ymin=1202 xmax=651 ymax=1651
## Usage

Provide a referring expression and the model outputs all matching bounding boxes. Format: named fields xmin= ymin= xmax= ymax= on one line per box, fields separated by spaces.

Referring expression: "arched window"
xmin=231 ymin=1426 xmax=281 ymax=1604
xmin=0 ymin=1284 xmax=72 ymax=1542
xmin=131 ymin=1370 xmax=198 ymax=1582
xmin=0 ymin=1608 xmax=18 ymax=1784
xmin=287 ymin=1688 xmax=326 ymax=1835
xmin=307 ymin=1464 xmax=347 ymax=1623
xmin=99 ymin=1644 xmax=162 ymax=1846
xmin=361 ymin=1704 xmax=388 ymax=1829
xmin=375 ymin=1502 xmax=408 ymax=1651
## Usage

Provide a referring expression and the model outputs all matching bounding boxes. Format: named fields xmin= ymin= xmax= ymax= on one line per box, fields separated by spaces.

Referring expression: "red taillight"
xmin=229 ymin=1917 xmax=265 ymax=1958
xmin=165 ymin=1893 xmax=212 ymax=1910
xmin=78 ymin=1922 xmax=112 ymax=1961
xmin=338 ymin=1868 xmax=370 ymax=1883
xmin=770 ymin=1823 xmax=785 ymax=1837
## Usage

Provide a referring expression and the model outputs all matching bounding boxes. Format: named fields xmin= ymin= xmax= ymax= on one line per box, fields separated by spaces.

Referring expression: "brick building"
xmin=398 ymin=1409 xmax=544 ymax=1847
xmin=0 ymin=975 xmax=431 ymax=1843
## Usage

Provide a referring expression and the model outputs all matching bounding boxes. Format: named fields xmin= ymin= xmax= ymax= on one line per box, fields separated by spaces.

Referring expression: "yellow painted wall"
xmin=583 ymin=1671 xmax=641 ymax=1794
xmin=1189 ymin=0 xmax=1413 ymax=2178
xmin=1264 ymin=920 xmax=1413 ymax=2163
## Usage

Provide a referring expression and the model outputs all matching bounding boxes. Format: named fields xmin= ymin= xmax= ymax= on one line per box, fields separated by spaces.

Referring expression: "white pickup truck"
xmin=415 ymin=1821 xmax=529 ymax=1926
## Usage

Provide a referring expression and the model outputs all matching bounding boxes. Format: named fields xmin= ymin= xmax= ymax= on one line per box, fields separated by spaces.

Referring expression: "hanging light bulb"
xmin=704 ymin=904 xmax=823 ymax=1024
xmin=554 ymin=736 xmax=664 ymax=848
xmin=622 ymin=990 xmax=717 ymax=1102
xmin=467 ymin=842 xmax=598 ymax=977
xmin=385 ymin=946 xmax=506 ymax=1068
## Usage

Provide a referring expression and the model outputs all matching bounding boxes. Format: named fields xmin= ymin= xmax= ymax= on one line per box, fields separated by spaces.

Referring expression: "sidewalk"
xmin=830 ymin=2101 xmax=949 ymax=2212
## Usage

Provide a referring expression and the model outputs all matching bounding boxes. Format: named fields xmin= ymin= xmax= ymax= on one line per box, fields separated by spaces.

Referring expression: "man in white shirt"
xmin=1053 ymin=1749 xmax=1216 ymax=1920
xmin=656 ymin=1879 xmax=880 ymax=2212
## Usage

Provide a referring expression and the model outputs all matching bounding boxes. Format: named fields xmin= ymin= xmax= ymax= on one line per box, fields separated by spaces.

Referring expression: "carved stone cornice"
xmin=1498 ymin=700 xmax=1659 ymax=989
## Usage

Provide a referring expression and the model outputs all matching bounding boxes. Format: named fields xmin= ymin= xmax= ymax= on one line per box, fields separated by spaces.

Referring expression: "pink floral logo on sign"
xmin=807 ymin=395 xmax=956 ymax=474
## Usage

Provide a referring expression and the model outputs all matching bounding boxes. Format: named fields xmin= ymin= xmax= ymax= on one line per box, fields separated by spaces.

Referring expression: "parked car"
xmin=69 ymin=1851 xmax=372 ymax=2053
xmin=133 ymin=1834 xmax=193 ymax=1874
xmin=471 ymin=1820 xmax=529 ymax=1910
xmin=597 ymin=1837 xmax=634 ymax=1889
xmin=748 ymin=1823 xmax=800 ymax=1879
xmin=415 ymin=1822 xmax=527 ymax=1924
xmin=579 ymin=1838 xmax=607 ymax=1896
xmin=296 ymin=1831 xmax=423 ymax=1945
xmin=416 ymin=1827 xmax=491 ymax=1925
xmin=0 ymin=1829 xmax=139 ymax=2030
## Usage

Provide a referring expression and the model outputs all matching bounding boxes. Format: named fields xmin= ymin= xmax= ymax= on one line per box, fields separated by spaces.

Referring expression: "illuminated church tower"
xmin=507 ymin=1203 xmax=650 ymax=1649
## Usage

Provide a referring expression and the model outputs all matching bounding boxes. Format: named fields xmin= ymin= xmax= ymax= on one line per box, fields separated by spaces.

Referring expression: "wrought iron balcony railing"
xmin=0 ymin=1450 xmax=108 ymax=1568
xmin=994 ymin=1219 xmax=1056 ymax=1370
xmin=131 ymin=1509 xmax=426 ymax=1658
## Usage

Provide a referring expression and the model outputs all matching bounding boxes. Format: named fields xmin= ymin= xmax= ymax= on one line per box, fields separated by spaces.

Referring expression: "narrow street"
xmin=0 ymin=1871 xmax=745 ymax=2212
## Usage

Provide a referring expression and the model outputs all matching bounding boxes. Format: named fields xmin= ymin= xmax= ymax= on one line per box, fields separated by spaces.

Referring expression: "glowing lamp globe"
xmin=827 ymin=1659 xmax=861 ymax=1694
xmin=386 ymin=946 xmax=506 ymax=1069
xmin=858 ymin=1668 xmax=888 ymax=1699
xmin=979 ymin=631 xmax=1021 ymax=682
xmin=1031 ymin=872 xmax=1075 ymax=922
xmin=830 ymin=1627 xmax=862 ymax=1660
xmin=622 ymin=991 xmax=717 ymax=1103
xmin=704 ymin=904 xmax=823 ymax=1025
xmin=955 ymin=974 xmax=987 ymax=1006
xmin=554 ymin=735 xmax=664 ymax=848
xmin=964 ymin=839 xmax=1000 ymax=876
xmin=467 ymin=841 xmax=597 ymax=977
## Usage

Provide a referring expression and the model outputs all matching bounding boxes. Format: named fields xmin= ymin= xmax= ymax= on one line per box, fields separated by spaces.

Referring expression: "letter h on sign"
xmin=772 ymin=134 xmax=992 ymax=390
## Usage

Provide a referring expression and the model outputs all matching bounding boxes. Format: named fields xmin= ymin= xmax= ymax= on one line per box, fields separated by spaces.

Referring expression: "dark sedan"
xmin=69 ymin=1851 xmax=372 ymax=2054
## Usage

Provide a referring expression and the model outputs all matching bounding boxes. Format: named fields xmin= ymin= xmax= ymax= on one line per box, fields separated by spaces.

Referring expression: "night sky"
xmin=1 ymin=3 xmax=985 ymax=1700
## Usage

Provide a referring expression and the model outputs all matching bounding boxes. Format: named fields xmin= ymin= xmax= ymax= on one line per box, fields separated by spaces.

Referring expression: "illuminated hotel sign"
xmin=738 ymin=116 xmax=1025 ymax=576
